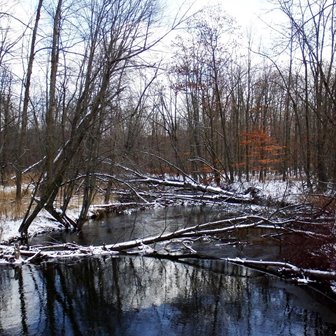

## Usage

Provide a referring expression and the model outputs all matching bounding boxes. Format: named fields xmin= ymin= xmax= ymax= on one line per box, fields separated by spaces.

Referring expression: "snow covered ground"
xmin=0 ymin=209 xmax=80 ymax=244
xmin=231 ymin=178 xmax=305 ymax=204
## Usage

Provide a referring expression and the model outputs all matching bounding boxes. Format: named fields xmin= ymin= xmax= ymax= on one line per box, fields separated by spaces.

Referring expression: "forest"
xmin=0 ymin=0 xmax=335 ymax=287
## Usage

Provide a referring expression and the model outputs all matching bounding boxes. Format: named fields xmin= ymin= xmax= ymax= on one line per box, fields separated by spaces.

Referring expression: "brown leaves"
xmin=239 ymin=128 xmax=286 ymax=173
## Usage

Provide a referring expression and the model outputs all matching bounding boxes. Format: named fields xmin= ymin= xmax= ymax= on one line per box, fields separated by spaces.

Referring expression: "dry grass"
xmin=0 ymin=184 xmax=110 ymax=221
xmin=0 ymin=186 xmax=29 ymax=220
xmin=0 ymin=179 xmax=118 ymax=242
xmin=0 ymin=173 xmax=39 ymax=221
xmin=306 ymin=194 xmax=336 ymax=213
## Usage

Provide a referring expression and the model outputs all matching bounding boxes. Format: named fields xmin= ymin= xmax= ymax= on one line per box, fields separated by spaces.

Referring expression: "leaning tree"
xmin=18 ymin=0 xmax=186 ymax=236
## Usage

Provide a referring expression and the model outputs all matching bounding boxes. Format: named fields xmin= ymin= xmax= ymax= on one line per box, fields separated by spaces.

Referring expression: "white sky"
xmin=148 ymin=0 xmax=283 ymax=69
xmin=193 ymin=0 xmax=272 ymax=21
xmin=9 ymin=0 xmax=277 ymax=30
xmin=3 ymin=0 xmax=282 ymax=82
xmin=162 ymin=0 xmax=281 ymax=52
xmin=10 ymin=0 xmax=279 ymax=47
xmin=168 ymin=0 xmax=276 ymax=29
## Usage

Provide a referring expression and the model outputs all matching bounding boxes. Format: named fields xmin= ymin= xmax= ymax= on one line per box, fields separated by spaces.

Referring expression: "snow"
xmin=231 ymin=178 xmax=304 ymax=204
xmin=296 ymin=277 xmax=311 ymax=285
xmin=0 ymin=208 xmax=80 ymax=244
xmin=331 ymin=281 xmax=336 ymax=294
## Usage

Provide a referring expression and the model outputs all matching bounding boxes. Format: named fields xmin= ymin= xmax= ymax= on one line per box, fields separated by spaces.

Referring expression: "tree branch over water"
xmin=2 ymin=208 xmax=335 ymax=289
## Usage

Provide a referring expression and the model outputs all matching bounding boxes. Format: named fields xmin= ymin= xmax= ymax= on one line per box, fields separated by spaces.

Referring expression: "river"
xmin=1 ymin=205 xmax=336 ymax=335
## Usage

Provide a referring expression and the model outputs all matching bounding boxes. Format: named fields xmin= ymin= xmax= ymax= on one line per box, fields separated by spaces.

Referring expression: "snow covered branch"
xmin=226 ymin=257 xmax=336 ymax=282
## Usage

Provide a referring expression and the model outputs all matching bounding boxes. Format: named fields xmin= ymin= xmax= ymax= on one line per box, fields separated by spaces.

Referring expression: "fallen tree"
xmin=7 ymin=157 xmax=336 ymax=296
xmin=17 ymin=167 xmax=262 ymax=239
xmin=2 ymin=212 xmax=336 ymax=290
xmin=226 ymin=257 xmax=336 ymax=282
xmin=2 ymin=244 xmax=336 ymax=283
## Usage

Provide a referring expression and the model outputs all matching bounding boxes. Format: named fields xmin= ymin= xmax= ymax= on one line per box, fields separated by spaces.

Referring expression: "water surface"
xmin=0 ymin=257 xmax=335 ymax=335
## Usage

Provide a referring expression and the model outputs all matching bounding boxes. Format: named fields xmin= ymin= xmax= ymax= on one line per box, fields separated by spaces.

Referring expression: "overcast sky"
xmin=11 ymin=0 xmax=277 ymax=40
xmin=7 ymin=0 xmax=282 ymax=72
xmin=12 ymin=0 xmax=276 ymax=26
xmin=164 ymin=0 xmax=280 ymax=48
xmin=193 ymin=0 xmax=272 ymax=23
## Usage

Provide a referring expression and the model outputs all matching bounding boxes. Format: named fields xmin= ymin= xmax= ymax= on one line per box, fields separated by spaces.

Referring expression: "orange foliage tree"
xmin=239 ymin=129 xmax=285 ymax=181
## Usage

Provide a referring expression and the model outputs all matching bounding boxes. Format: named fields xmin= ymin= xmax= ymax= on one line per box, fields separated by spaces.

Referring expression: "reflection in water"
xmin=0 ymin=257 xmax=335 ymax=335
xmin=30 ymin=205 xmax=245 ymax=247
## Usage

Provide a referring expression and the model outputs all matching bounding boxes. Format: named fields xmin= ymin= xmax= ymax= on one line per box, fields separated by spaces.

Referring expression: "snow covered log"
xmin=225 ymin=257 xmax=336 ymax=282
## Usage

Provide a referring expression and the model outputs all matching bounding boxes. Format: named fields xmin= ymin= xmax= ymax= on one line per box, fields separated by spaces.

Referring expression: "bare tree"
xmin=0 ymin=67 xmax=14 ymax=185
xmin=16 ymin=0 xmax=44 ymax=201
xmin=18 ymin=0 xmax=185 ymax=235
xmin=170 ymin=9 xmax=240 ymax=183
xmin=275 ymin=0 xmax=336 ymax=189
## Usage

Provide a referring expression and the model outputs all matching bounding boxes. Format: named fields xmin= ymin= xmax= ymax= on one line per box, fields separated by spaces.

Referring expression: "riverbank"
xmin=0 ymin=177 xmax=317 ymax=244
xmin=0 ymin=179 xmax=336 ymax=301
xmin=0 ymin=209 xmax=80 ymax=244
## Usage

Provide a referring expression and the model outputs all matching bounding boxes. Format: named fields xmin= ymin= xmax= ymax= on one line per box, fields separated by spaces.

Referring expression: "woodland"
xmin=0 ymin=0 xmax=336 ymax=297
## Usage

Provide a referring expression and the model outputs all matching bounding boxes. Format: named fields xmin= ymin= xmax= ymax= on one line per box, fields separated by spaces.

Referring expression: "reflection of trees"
xmin=15 ymin=267 xmax=28 ymax=335
xmin=0 ymin=257 xmax=334 ymax=335
xmin=0 ymin=269 xmax=12 ymax=334
xmin=43 ymin=263 xmax=82 ymax=335
xmin=39 ymin=258 xmax=336 ymax=335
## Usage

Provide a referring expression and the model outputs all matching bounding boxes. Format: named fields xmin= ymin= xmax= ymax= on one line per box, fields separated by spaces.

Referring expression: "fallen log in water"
xmin=1 ymin=241 xmax=336 ymax=289
xmin=225 ymin=257 xmax=336 ymax=282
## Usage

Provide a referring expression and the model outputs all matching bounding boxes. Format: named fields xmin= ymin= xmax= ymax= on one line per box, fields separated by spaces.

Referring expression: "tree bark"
xmin=16 ymin=0 xmax=44 ymax=201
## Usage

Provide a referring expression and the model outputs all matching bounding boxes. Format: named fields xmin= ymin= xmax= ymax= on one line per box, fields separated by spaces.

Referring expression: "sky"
xmin=3 ymin=0 xmax=283 ymax=84
xmin=194 ymin=0 xmax=273 ymax=23
xmin=161 ymin=0 xmax=281 ymax=57
xmin=167 ymin=0 xmax=277 ymax=34
xmin=8 ymin=0 xmax=279 ymax=48
xmin=11 ymin=0 xmax=278 ymax=40
xmin=8 ymin=0 xmax=278 ymax=27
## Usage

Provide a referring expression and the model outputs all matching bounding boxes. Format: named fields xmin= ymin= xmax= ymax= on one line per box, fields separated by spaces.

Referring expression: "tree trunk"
xmin=16 ymin=0 xmax=44 ymax=201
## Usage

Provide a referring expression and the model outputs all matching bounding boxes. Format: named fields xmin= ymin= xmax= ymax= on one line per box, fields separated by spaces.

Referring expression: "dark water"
xmin=1 ymin=205 xmax=336 ymax=335
xmin=33 ymin=204 xmax=237 ymax=246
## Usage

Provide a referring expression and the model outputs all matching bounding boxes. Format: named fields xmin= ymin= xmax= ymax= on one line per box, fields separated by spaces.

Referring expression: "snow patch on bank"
xmin=231 ymin=178 xmax=304 ymax=204
xmin=0 ymin=209 xmax=80 ymax=244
